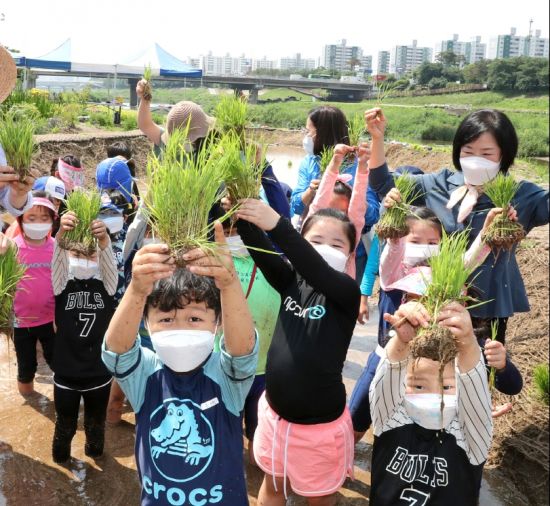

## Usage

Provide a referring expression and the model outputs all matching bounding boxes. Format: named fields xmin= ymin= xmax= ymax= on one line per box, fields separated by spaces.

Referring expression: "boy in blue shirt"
xmin=102 ymin=222 xmax=257 ymax=505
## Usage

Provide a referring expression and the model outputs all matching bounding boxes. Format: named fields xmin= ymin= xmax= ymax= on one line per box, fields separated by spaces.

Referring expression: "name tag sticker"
xmin=201 ymin=397 xmax=219 ymax=410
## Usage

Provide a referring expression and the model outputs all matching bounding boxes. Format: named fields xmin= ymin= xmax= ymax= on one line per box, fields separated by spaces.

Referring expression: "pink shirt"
xmin=14 ymin=234 xmax=55 ymax=328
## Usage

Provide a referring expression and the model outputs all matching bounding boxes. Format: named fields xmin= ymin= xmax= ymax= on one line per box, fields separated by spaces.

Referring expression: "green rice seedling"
xmin=319 ymin=146 xmax=334 ymax=174
xmin=142 ymin=65 xmax=153 ymax=101
xmin=488 ymin=320 xmax=498 ymax=390
xmin=342 ymin=113 xmax=366 ymax=167
xmin=482 ymin=173 xmax=525 ymax=251
xmin=215 ymin=95 xmax=248 ymax=145
xmin=58 ymin=188 xmax=102 ymax=256
xmin=411 ymin=229 xmax=478 ymax=401
xmin=219 ymin=132 xmax=265 ymax=203
xmin=376 ymin=79 xmax=396 ymax=104
xmin=0 ymin=111 xmax=37 ymax=182
xmin=0 ymin=243 xmax=26 ymax=335
xmin=533 ymin=363 xmax=549 ymax=405
xmin=144 ymin=130 xmax=229 ymax=267
xmin=375 ymin=173 xmax=422 ymax=240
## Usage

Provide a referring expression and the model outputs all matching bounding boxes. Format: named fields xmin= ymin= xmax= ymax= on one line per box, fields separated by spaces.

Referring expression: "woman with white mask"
xmin=367 ymin=108 xmax=549 ymax=345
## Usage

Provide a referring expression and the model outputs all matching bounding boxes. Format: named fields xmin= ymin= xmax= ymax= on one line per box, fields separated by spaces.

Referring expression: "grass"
xmin=319 ymin=146 xmax=333 ymax=174
xmin=144 ymin=127 xmax=228 ymax=266
xmin=58 ymin=189 xmax=102 ymax=256
xmin=0 ymin=111 xmax=37 ymax=181
xmin=0 ymin=244 xmax=26 ymax=333
xmin=215 ymin=95 xmax=248 ymax=142
xmin=533 ymin=363 xmax=549 ymax=405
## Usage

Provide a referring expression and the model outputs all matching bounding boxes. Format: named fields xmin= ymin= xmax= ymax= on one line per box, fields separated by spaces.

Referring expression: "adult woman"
xmin=368 ymin=108 xmax=549 ymax=342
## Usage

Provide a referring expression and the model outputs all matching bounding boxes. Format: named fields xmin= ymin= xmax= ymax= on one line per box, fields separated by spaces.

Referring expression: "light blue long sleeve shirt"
xmin=0 ymin=143 xmax=33 ymax=217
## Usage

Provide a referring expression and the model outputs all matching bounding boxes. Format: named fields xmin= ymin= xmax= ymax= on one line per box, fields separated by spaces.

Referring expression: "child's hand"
xmin=237 ymin=198 xmax=280 ymax=231
xmin=383 ymin=187 xmax=402 ymax=209
xmin=357 ymin=295 xmax=369 ymax=324
xmin=58 ymin=211 xmax=78 ymax=237
xmin=484 ymin=339 xmax=507 ymax=370
xmin=8 ymin=168 xmax=40 ymax=196
xmin=131 ymin=243 xmax=175 ymax=297
xmin=492 ymin=402 xmax=513 ymax=418
xmin=136 ymin=79 xmax=149 ymax=101
xmin=481 ymin=206 xmax=518 ymax=233
xmin=91 ymin=219 xmax=109 ymax=250
xmin=309 ymin=178 xmax=320 ymax=192
xmin=184 ymin=222 xmax=237 ymax=290
xmin=357 ymin=142 xmax=371 ymax=171
xmin=0 ymin=232 xmax=14 ymax=255
xmin=0 ymin=165 xmax=19 ymax=190
xmin=331 ymin=144 xmax=354 ymax=167
xmin=390 ymin=300 xmax=431 ymax=329
xmin=364 ymin=108 xmax=386 ymax=139
xmin=437 ymin=302 xmax=477 ymax=350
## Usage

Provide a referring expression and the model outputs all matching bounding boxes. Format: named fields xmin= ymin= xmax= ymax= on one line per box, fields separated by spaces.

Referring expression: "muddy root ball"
xmin=482 ymin=217 xmax=526 ymax=252
xmin=375 ymin=222 xmax=410 ymax=241
xmin=410 ymin=326 xmax=458 ymax=364
xmin=142 ymin=82 xmax=153 ymax=102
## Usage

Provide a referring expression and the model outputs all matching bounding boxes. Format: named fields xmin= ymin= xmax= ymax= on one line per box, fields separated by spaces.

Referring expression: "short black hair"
xmin=301 ymin=208 xmax=356 ymax=253
xmin=406 ymin=206 xmax=443 ymax=238
xmin=333 ymin=180 xmax=352 ymax=201
xmin=308 ymin=106 xmax=350 ymax=156
xmin=452 ymin=109 xmax=518 ymax=173
xmin=144 ymin=268 xmax=221 ymax=320
xmin=107 ymin=141 xmax=132 ymax=160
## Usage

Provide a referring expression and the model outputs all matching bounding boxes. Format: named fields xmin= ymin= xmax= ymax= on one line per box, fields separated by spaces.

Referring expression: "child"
xmin=235 ymin=193 xmax=362 ymax=504
xmin=369 ymin=301 xmax=493 ymax=504
xmin=102 ymin=223 xmax=257 ymax=505
xmin=50 ymin=155 xmax=84 ymax=193
xmin=349 ymin=204 xmax=520 ymax=443
xmin=306 ymin=143 xmax=369 ymax=279
xmin=12 ymin=193 xmax=57 ymax=396
xmin=106 ymin=141 xmax=140 ymax=202
xmin=51 ymin=211 xmax=118 ymax=463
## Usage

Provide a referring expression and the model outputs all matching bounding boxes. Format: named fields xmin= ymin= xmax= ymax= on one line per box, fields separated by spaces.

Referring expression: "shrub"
xmin=420 ymin=123 xmax=456 ymax=142
xmin=518 ymin=129 xmax=549 ymax=158
xmin=8 ymin=103 xmax=41 ymax=122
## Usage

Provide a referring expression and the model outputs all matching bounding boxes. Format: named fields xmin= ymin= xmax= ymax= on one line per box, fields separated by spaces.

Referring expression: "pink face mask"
xmin=57 ymin=159 xmax=84 ymax=191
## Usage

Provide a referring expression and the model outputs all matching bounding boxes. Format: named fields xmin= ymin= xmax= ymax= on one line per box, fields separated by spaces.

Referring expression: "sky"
xmin=0 ymin=0 xmax=548 ymax=69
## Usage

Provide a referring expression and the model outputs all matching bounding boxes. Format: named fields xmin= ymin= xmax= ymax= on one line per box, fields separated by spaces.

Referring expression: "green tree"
xmin=436 ymin=50 xmax=458 ymax=67
xmin=428 ymin=77 xmax=449 ymax=89
xmin=414 ymin=63 xmax=444 ymax=85
xmin=487 ymin=59 xmax=518 ymax=90
xmin=463 ymin=60 xmax=489 ymax=84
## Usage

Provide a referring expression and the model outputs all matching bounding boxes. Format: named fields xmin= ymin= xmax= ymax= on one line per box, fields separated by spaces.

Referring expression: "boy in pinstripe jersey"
xmin=369 ymin=301 xmax=493 ymax=505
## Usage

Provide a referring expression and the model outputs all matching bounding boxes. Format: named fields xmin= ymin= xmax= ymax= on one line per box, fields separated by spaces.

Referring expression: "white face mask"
xmin=100 ymin=215 xmax=124 ymax=235
xmin=69 ymin=257 xmax=98 ymax=280
xmin=302 ymin=135 xmax=314 ymax=156
xmin=22 ymin=222 xmax=52 ymax=240
xmin=225 ymin=234 xmax=249 ymax=257
xmin=460 ymin=156 xmax=501 ymax=186
xmin=404 ymin=393 xmax=457 ymax=430
xmin=141 ymin=237 xmax=161 ymax=247
xmin=312 ymin=243 xmax=348 ymax=272
xmin=403 ymin=243 xmax=440 ymax=267
xmin=150 ymin=329 xmax=215 ymax=372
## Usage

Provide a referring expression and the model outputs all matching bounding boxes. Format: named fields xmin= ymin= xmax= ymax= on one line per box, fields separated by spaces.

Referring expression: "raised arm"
xmin=0 ymin=165 xmax=36 ymax=217
xmin=348 ymin=144 xmax=370 ymax=247
xmin=379 ymin=238 xmax=407 ymax=290
xmin=261 ymin=163 xmax=291 ymax=219
xmin=136 ymin=80 xmax=162 ymax=146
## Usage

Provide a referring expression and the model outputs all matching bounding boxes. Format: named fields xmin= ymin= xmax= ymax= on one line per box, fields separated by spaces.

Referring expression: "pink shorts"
xmin=253 ymin=393 xmax=354 ymax=497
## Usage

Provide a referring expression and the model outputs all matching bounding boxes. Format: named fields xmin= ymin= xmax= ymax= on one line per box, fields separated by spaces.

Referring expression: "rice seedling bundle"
xmin=375 ymin=173 xmax=422 ymax=240
xmin=318 ymin=146 xmax=333 ymax=174
xmin=533 ymin=363 xmax=549 ymax=406
xmin=481 ymin=173 xmax=525 ymax=252
xmin=342 ymin=113 xmax=365 ymax=168
xmin=144 ymin=128 xmax=228 ymax=266
xmin=0 ymin=111 xmax=37 ymax=182
xmin=215 ymin=95 xmax=248 ymax=146
xmin=410 ymin=230 xmax=476 ymax=371
xmin=142 ymin=66 xmax=153 ymax=101
xmin=58 ymin=188 xmax=102 ymax=256
xmin=0 ymin=244 xmax=26 ymax=335
xmin=218 ymin=132 xmax=265 ymax=203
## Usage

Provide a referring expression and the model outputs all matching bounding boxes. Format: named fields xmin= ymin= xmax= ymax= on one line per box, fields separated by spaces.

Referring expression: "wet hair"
xmin=50 ymin=154 xmax=81 ymax=175
xmin=333 ymin=180 xmax=352 ymax=201
xmin=17 ymin=191 xmax=56 ymax=227
xmin=452 ymin=109 xmax=518 ymax=173
xmin=144 ymin=268 xmax=221 ymax=320
xmin=301 ymin=208 xmax=356 ymax=253
xmin=406 ymin=206 xmax=443 ymax=238
xmin=308 ymin=106 xmax=349 ymax=156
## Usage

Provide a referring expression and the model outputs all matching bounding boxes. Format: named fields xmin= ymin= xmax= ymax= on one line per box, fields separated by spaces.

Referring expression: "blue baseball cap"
xmin=33 ymin=176 xmax=66 ymax=200
xmin=96 ymin=157 xmax=133 ymax=203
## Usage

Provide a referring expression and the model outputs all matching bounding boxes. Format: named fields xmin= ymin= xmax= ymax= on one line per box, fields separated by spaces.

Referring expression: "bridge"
xmin=22 ymin=69 xmax=374 ymax=105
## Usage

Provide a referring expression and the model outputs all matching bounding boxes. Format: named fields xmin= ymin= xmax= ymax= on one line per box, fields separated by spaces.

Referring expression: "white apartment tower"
xmin=323 ymin=39 xmax=364 ymax=72
xmin=488 ymin=27 xmax=549 ymax=59
xmin=464 ymin=37 xmax=487 ymax=64
xmin=279 ymin=53 xmax=317 ymax=71
xmin=377 ymin=51 xmax=390 ymax=74
xmin=390 ymin=40 xmax=433 ymax=76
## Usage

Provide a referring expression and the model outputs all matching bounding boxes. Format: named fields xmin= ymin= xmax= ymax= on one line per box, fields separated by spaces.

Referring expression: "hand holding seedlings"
xmin=383 ymin=187 xmax=402 ymax=209
xmin=386 ymin=300 xmax=431 ymax=329
xmin=91 ymin=219 xmax=110 ymax=250
xmin=0 ymin=165 xmax=20 ymax=189
xmin=9 ymin=168 xmax=40 ymax=196
xmin=481 ymin=206 xmax=518 ymax=234
xmin=136 ymin=80 xmax=147 ymax=100
xmin=130 ymin=243 xmax=175 ymax=298
xmin=436 ymin=302 xmax=476 ymax=346
xmin=364 ymin=108 xmax=386 ymax=139
xmin=357 ymin=142 xmax=371 ymax=170
xmin=484 ymin=339 xmax=507 ymax=371
xmin=330 ymin=144 xmax=355 ymax=168
xmin=58 ymin=211 xmax=78 ymax=236
xmin=0 ymin=232 xmax=14 ymax=255
xmin=237 ymin=198 xmax=280 ymax=232
xmin=184 ymin=221 xmax=238 ymax=290
xmin=383 ymin=305 xmax=422 ymax=344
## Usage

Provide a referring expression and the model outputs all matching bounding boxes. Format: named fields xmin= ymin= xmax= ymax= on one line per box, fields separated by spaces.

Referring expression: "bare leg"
xmin=106 ymin=381 xmax=125 ymax=425
xmin=353 ymin=430 xmax=366 ymax=444
xmin=248 ymin=439 xmax=258 ymax=468
xmin=307 ymin=494 xmax=337 ymax=506
xmin=18 ymin=380 xmax=34 ymax=396
xmin=257 ymin=474 xmax=289 ymax=506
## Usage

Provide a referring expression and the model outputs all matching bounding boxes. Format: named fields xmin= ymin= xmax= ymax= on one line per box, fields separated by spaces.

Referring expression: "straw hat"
xmin=0 ymin=46 xmax=17 ymax=104
xmin=162 ymin=101 xmax=215 ymax=144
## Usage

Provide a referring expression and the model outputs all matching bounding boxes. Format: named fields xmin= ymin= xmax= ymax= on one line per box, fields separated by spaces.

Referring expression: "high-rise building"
xmin=464 ymin=36 xmax=487 ymax=64
xmin=323 ymin=39 xmax=364 ymax=72
xmin=359 ymin=55 xmax=373 ymax=74
xmin=279 ymin=53 xmax=317 ymax=71
xmin=377 ymin=51 xmax=390 ymax=74
xmin=390 ymin=40 xmax=432 ymax=76
xmin=201 ymin=52 xmax=251 ymax=76
xmin=488 ymin=27 xmax=549 ymax=59
xmin=434 ymin=34 xmax=487 ymax=64
xmin=434 ymin=34 xmax=465 ymax=60
xmin=251 ymin=57 xmax=277 ymax=72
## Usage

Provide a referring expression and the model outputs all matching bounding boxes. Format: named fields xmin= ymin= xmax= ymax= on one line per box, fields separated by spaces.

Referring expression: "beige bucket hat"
xmin=161 ymin=101 xmax=215 ymax=145
xmin=0 ymin=46 xmax=17 ymax=104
